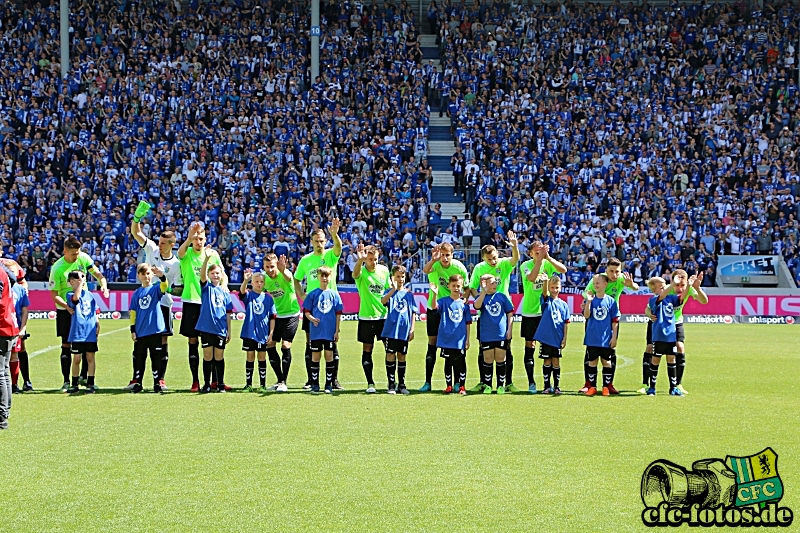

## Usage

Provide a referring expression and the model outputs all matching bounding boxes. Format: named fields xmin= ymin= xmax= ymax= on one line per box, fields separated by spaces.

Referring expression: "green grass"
xmin=2 ymin=320 xmax=798 ymax=532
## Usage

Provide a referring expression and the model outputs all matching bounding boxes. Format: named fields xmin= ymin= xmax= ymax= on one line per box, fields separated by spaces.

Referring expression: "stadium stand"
xmin=0 ymin=0 xmax=799 ymax=289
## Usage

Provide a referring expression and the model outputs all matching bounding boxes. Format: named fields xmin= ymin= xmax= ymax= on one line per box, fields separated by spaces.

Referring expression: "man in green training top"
xmin=262 ymin=253 xmax=301 ymax=392
xmin=420 ymin=242 xmax=469 ymax=392
xmin=178 ymin=222 xmax=226 ymax=392
xmin=581 ymin=257 xmax=638 ymax=394
xmin=49 ymin=237 xmax=109 ymax=392
xmin=520 ymin=242 xmax=568 ymax=393
xmin=294 ymin=219 xmax=342 ymax=389
xmin=353 ymin=243 xmax=391 ymax=393
xmin=467 ymin=232 xmax=520 ymax=393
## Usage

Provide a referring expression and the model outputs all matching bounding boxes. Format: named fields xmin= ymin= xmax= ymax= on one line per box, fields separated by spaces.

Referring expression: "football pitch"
xmin=2 ymin=320 xmax=798 ymax=532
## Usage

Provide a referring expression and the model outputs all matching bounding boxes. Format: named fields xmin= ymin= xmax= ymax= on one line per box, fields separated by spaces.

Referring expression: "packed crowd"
xmin=431 ymin=0 xmax=800 ymax=288
xmin=0 ymin=0 xmax=438 ymax=285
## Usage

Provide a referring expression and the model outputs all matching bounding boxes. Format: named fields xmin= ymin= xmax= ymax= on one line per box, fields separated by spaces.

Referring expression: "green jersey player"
xmin=353 ymin=244 xmax=391 ymax=393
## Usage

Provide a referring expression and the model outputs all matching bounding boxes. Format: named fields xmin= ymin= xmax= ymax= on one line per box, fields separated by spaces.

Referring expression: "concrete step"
xmin=432 ymin=170 xmax=454 ymax=186
xmin=427 ymin=155 xmax=450 ymax=171
xmin=431 ymin=186 xmax=456 ymax=204
xmin=418 ymin=35 xmax=438 ymax=47
xmin=421 ymin=47 xmax=439 ymax=60
xmin=429 ymin=126 xmax=451 ymax=141
xmin=428 ymin=116 xmax=451 ymax=127
xmin=440 ymin=203 xmax=467 ymax=217
xmin=428 ymin=140 xmax=455 ymax=155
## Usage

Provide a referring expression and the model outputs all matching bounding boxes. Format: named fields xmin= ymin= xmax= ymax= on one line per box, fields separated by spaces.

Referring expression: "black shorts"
xmin=242 ymin=338 xmax=267 ymax=352
xmin=180 ymin=302 xmax=202 ymax=338
xmin=654 ymin=341 xmax=677 ymax=357
xmin=521 ymin=316 xmax=542 ymax=341
xmin=56 ymin=309 xmax=72 ymax=340
xmin=586 ymin=346 xmax=614 ymax=361
xmin=70 ymin=341 xmax=99 ymax=354
xmin=480 ymin=339 xmax=509 ymax=351
xmin=384 ymin=338 xmax=409 ymax=355
xmin=161 ymin=305 xmax=174 ymax=336
xmin=200 ymin=333 xmax=226 ymax=350
xmin=426 ymin=308 xmax=441 ymax=337
xmin=358 ymin=319 xmax=385 ymax=344
xmin=539 ymin=343 xmax=562 ymax=359
xmin=440 ymin=347 xmax=466 ymax=359
xmin=134 ymin=334 xmax=162 ymax=355
xmin=310 ymin=339 xmax=335 ymax=352
xmin=675 ymin=323 xmax=685 ymax=343
xmin=273 ymin=315 xmax=299 ymax=343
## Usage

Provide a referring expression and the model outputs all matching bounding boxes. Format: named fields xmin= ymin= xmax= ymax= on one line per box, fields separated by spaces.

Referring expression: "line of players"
xmin=40 ymin=199 xmax=708 ymax=395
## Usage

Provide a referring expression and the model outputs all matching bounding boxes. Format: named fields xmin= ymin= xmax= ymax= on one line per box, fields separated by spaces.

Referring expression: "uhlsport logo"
xmin=641 ymin=448 xmax=792 ymax=527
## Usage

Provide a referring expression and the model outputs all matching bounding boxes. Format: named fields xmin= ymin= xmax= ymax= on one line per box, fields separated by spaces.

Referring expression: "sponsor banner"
xmin=23 ymin=290 xmax=800 ymax=318
xmin=718 ymin=255 xmax=780 ymax=284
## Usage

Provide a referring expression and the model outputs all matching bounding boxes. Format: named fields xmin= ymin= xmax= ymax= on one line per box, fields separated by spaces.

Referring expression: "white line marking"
xmin=28 ymin=327 xmax=130 ymax=359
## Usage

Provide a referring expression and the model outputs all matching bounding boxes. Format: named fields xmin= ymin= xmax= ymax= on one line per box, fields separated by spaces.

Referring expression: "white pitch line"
xmin=27 ymin=327 xmax=130 ymax=360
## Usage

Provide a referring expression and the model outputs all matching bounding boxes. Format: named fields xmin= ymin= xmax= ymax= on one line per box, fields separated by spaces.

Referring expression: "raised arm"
xmin=330 ymin=217 xmax=342 ymax=257
xmin=423 ymin=244 xmax=441 ymax=275
xmin=352 ymin=243 xmax=366 ymax=280
xmin=623 ymin=271 xmax=640 ymax=291
xmin=507 ymin=231 xmax=520 ymax=266
xmin=691 ymin=273 xmax=709 ymax=304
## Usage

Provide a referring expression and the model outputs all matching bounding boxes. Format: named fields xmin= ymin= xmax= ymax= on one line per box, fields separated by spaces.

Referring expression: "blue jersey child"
xmin=66 ymin=271 xmax=99 ymax=393
xmin=302 ymin=266 xmax=343 ymax=393
xmin=196 ymin=251 xmax=233 ymax=393
xmin=238 ymin=269 xmax=277 ymax=391
xmin=129 ymin=264 xmax=169 ymax=393
xmin=582 ymin=273 xmax=619 ymax=397
xmin=645 ymin=276 xmax=691 ymax=396
xmin=431 ymin=274 xmax=472 ymax=395
xmin=533 ymin=275 xmax=571 ymax=394
xmin=380 ymin=265 xmax=416 ymax=395
xmin=473 ymin=274 xmax=514 ymax=394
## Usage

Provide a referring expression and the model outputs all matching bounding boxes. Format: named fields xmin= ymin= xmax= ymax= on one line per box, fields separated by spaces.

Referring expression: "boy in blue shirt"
xmin=10 ymin=272 xmax=30 ymax=393
xmin=645 ymin=276 xmax=693 ymax=397
xmin=66 ymin=272 xmax=99 ymax=394
xmin=129 ymin=264 xmax=169 ymax=393
xmin=533 ymin=275 xmax=571 ymax=395
xmin=239 ymin=269 xmax=277 ymax=392
xmin=197 ymin=250 xmax=233 ymax=393
xmin=474 ymin=274 xmax=514 ymax=394
xmin=582 ymin=274 xmax=619 ymax=397
xmin=302 ymin=266 xmax=343 ymax=394
xmin=380 ymin=265 xmax=416 ymax=395
xmin=430 ymin=274 xmax=472 ymax=395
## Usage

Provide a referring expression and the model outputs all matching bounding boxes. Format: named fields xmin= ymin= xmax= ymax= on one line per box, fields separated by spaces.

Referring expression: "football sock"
xmin=10 ymin=360 xmax=19 ymax=386
xmin=310 ymin=361 xmax=320 ymax=386
xmin=588 ymin=366 xmax=597 ymax=388
xmin=386 ymin=359 xmax=396 ymax=389
xmin=80 ymin=352 xmax=88 ymax=380
xmin=202 ymin=360 xmax=212 ymax=386
xmin=280 ymin=347 xmax=292 ymax=381
xmin=505 ymin=349 xmax=514 ymax=383
xmin=87 ymin=375 xmax=95 ymax=387
xmin=524 ymin=346 xmax=535 ymax=385
xmin=444 ymin=357 xmax=453 ymax=387
xmin=215 ymin=359 xmax=225 ymax=386
xmin=602 ymin=366 xmax=613 ymax=387
xmin=553 ymin=367 xmax=561 ymax=389
xmin=245 ymin=361 xmax=254 ymax=386
xmin=133 ymin=348 xmax=145 ymax=383
xmin=642 ymin=352 xmax=652 ymax=385
xmin=267 ymin=347 xmax=282 ymax=382
xmin=130 ymin=350 xmax=136 ymax=380
xmin=362 ymin=350 xmax=374 ymax=385
xmin=425 ymin=344 xmax=436 ymax=383
xmin=483 ymin=360 xmax=493 ymax=387
xmin=152 ymin=346 xmax=162 ymax=383
xmin=583 ymin=350 xmax=590 ymax=383
xmin=325 ymin=360 xmax=334 ymax=388
xmin=211 ymin=358 xmax=218 ymax=384
xmin=676 ymin=353 xmax=686 ymax=385
xmin=543 ymin=364 xmax=552 ymax=390
xmin=476 ymin=352 xmax=482 ymax=383
xmin=304 ymin=344 xmax=312 ymax=383
xmin=649 ymin=361 xmax=659 ymax=389
xmin=609 ymin=353 xmax=617 ymax=383
xmin=397 ymin=361 xmax=406 ymax=386
xmin=457 ymin=356 xmax=467 ymax=387
xmin=71 ymin=376 xmax=79 ymax=387
xmin=188 ymin=343 xmax=200 ymax=382
xmin=160 ymin=344 xmax=169 ymax=380
xmin=496 ymin=361 xmax=506 ymax=388
xmin=258 ymin=360 xmax=267 ymax=387
xmin=332 ymin=344 xmax=340 ymax=381
xmin=60 ymin=347 xmax=71 ymax=382
xmin=19 ymin=351 xmax=30 ymax=383
xmin=667 ymin=362 xmax=677 ymax=390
